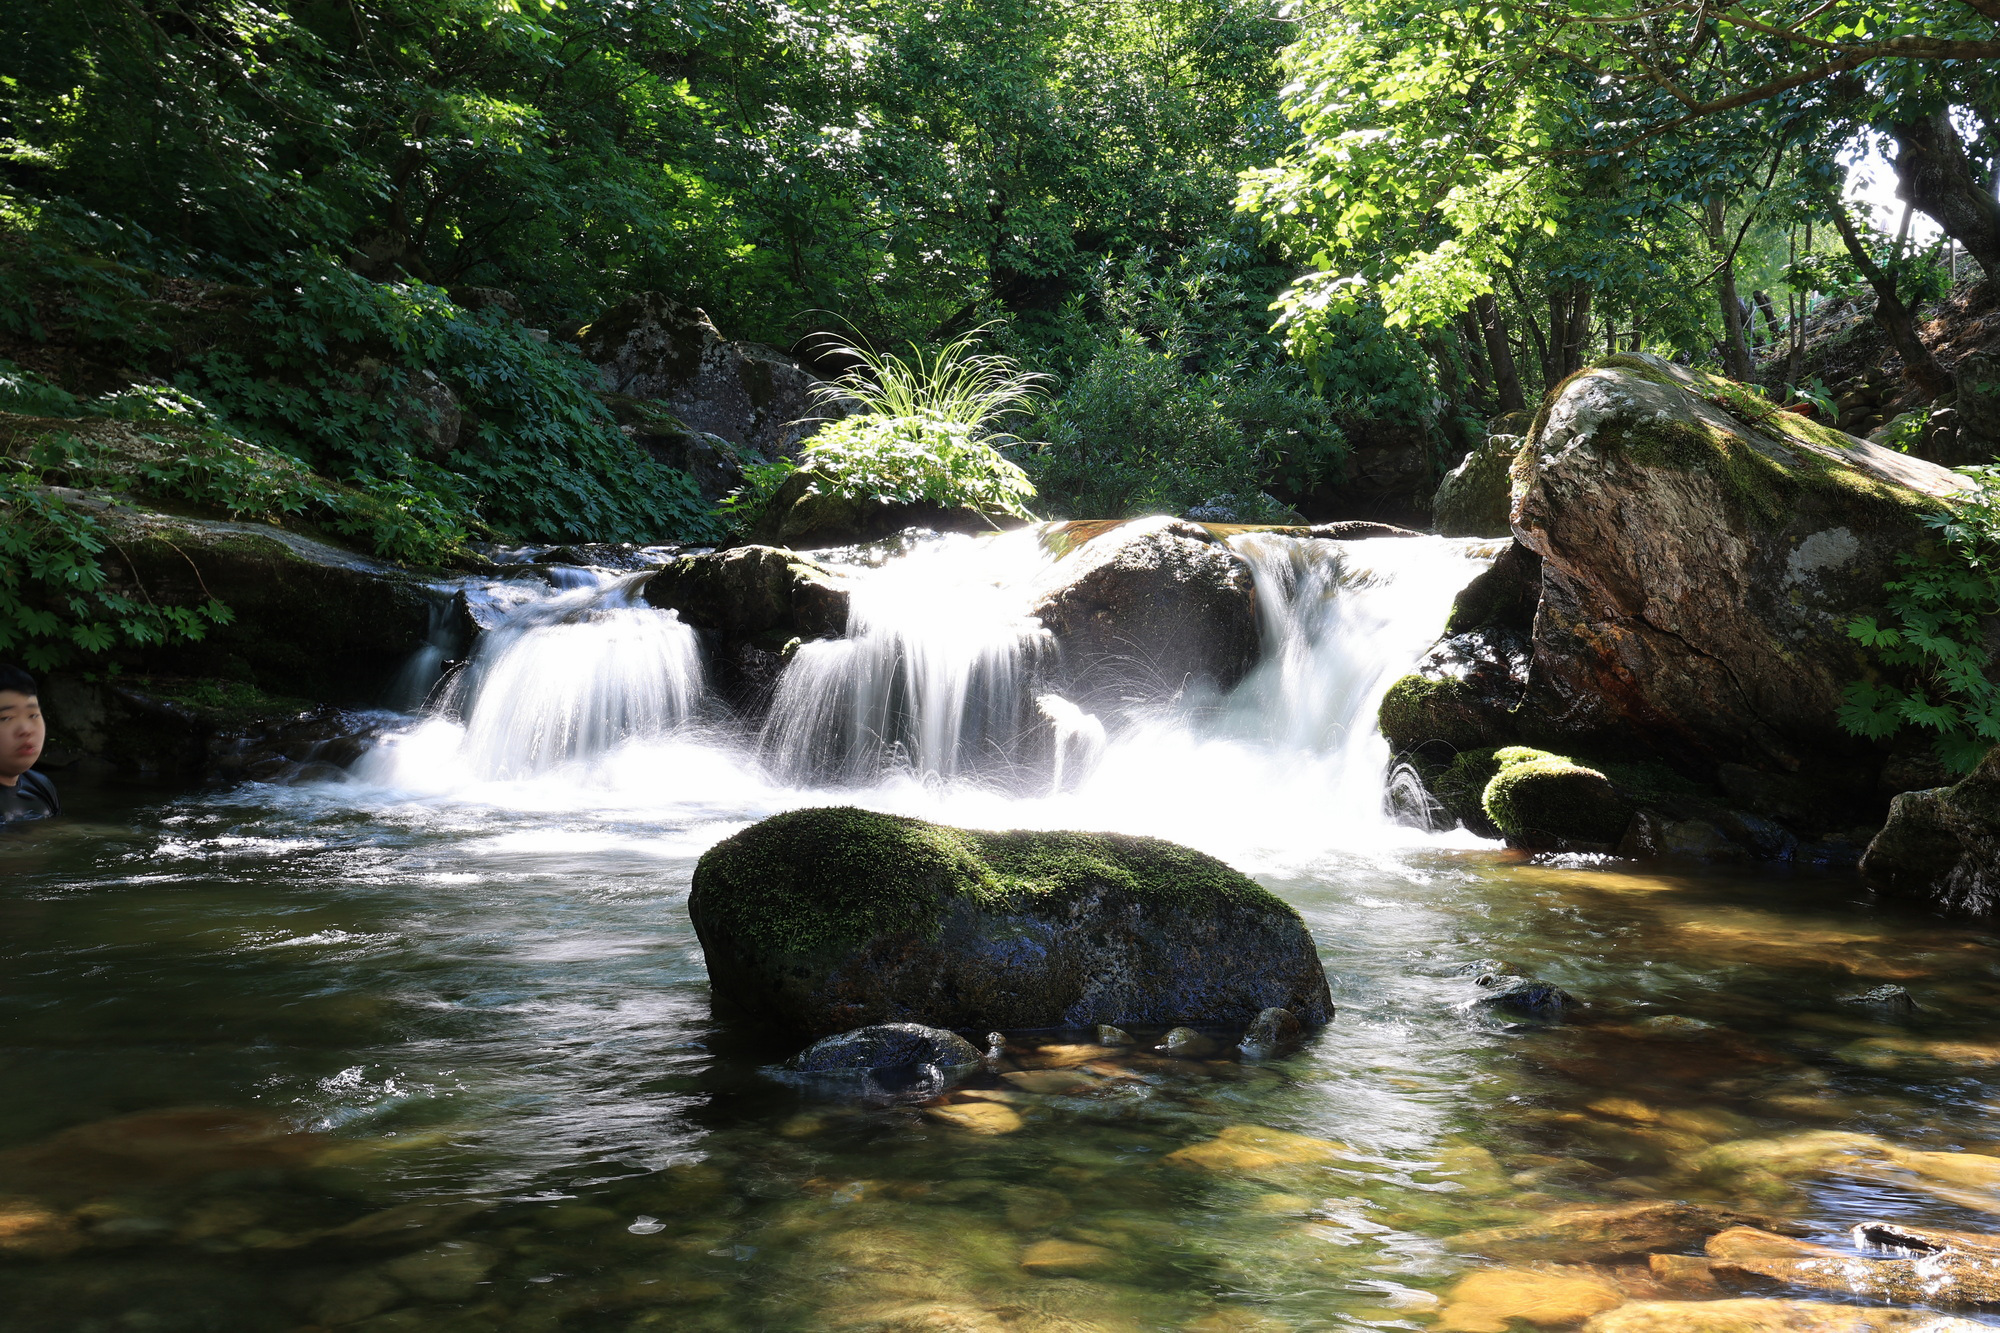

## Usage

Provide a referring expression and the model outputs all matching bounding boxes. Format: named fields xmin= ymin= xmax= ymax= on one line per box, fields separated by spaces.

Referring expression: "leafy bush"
xmin=0 ymin=471 xmax=230 ymax=671
xmin=1840 ymin=466 xmax=2000 ymax=773
xmin=186 ymin=259 xmax=718 ymax=544
xmin=1020 ymin=245 xmax=1347 ymax=519
xmin=731 ymin=327 xmax=1044 ymax=527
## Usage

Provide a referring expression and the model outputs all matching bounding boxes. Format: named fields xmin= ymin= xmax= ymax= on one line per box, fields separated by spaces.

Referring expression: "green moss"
xmin=1379 ymin=673 xmax=1490 ymax=752
xmin=692 ymin=806 xmax=1294 ymax=958
xmin=135 ymin=675 xmax=314 ymax=724
xmin=1482 ymin=752 xmax=1633 ymax=847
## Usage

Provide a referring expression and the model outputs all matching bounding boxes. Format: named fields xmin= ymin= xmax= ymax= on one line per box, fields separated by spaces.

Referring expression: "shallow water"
xmin=9 ymin=781 xmax=2000 ymax=1333
xmin=6 ymin=532 xmax=2000 ymax=1332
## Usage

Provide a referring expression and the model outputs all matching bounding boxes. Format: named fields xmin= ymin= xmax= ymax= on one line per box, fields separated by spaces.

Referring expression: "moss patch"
xmin=1433 ymin=746 xmax=1502 ymax=829
xmin=692 ymin=806 xmax=1294 ymax=958
xmin=1379 ymin=673 xmax=1488 ymax=752
xmin=1482 ymin=749 xmax=1633 ymax=847
xmin=128 ymin=675 xmax=315 ymax=725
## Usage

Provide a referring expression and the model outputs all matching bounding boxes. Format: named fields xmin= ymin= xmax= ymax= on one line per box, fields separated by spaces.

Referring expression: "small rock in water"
xmin=1095 ymin=1024 xmax=1135 ymax=1046
xmin=381 ymin=1239 xmax=500 ymax=1302
xmin=787 ymin=1023 xmax=983 ymax=1074
xmin=1157 ymin=1027 xmax=1222 ymax=1057
xmin=1633 ymin=1015 xmax=1717 ymax=1038
xmin=985 ymin=1031 xmax=1006 ymax=1058
xmin=1019 ymin=1237 xmax=1118 ymax=1277
xmin=1241 ymin=1007 xmax=1305 ymax=1053
xmin=1476 ymin=973 xmax=1577 ymax=1021
xmin=1449 ymin=1201 xmax=1806 ymax=1263
xmin=1706 ymin=1227 xmax=1840 ymax=1260
xmin=1854 ymin=1220 xmax=2000 ymax=1255
xmin=1585 ymin=1299 xmax=1990 ymax=1333
xmin=922 ymin=1101 xmax=1024 ymax=1135
xmin=1836 ymin=985 xmax=1919 ymax=1014
xmin=1434 ymin=1267 xmax=1625 ymax=1333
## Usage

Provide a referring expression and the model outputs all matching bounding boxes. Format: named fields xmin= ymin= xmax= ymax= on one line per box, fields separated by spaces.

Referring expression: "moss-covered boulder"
xmin=1509 ymin=352 xmax=1971 ymax=805
xmin=1481 ymin=747 xmax=1634 ymax=850
xmin=642 ymin=544 xmax=850 ymax=646
xmin=1030 ymin=516 xmax=1261 ymax=711
xmin=688 ymin=806 xmax=1333 ymax=1036
xmin=1860 ymin=746 xmax=2000 ymax=916
xmin=1433 ymin=434 xmax=1521 ymax=538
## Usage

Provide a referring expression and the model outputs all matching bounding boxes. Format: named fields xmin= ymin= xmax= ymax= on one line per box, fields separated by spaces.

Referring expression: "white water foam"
xmin=344 ymin=527 xmax=1502 ymax=872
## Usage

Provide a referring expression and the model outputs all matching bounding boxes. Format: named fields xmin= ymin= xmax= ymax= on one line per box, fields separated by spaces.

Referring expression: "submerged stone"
xmin=1018 ymin=1237 xmax=1118 ymax=1277
xmin=922 ymin=1102 xmax=1025 ymax=1135
xmin=1434 ymin=1267 xmax=1625 ymax=1332
xmin=1095 ymin=1024 xmax=1135 ymax=1046
xmin=689 ymin=807 xmax=1332 ymax=1035
xmin=787 ymin=1024 xmax=983 ymax=1075
xmin=1157 ymin=1027 xmax=1222 ymax=1057
xmin=1449 ymin=1201 xmax=1805 ymax=1263
xmin=1162 ymin=1125 xmax=1348 ymax=1175
xmin=1835 ymin=985 xmax=1920 ymax=1013
xmin=1584 ymin=1299 xmax=1989 ymax=1333
xmin=1476 ymin=973 xmax=1578 ymax=1022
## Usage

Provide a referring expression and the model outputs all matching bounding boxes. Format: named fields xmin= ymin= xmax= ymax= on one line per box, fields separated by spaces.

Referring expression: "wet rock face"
xmin=688 ymin=806 xmax=1333 ymax=1036
xmin=1433 ymin=434 xmax=1521 ymax=538
xmin=1510 ymin=353 xmax=1969 ymax=790
xmin=576 ymin=294 xmax=831 ymax=458
xmin=1030 ymin=517 xmax=1260 ymax=711
xmin=1860 ymin=745 xmax=2000 ymax=916
xmin=642 ymin=545 xmax=850 ymax=646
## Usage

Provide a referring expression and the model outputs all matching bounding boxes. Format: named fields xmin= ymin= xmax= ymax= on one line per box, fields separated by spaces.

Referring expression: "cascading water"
xmin=759 ymin=530 xmax=1060 ymax=787
xmin=357 ymin=570 xmax=706 ymax=789
xmin=351 ymin=526 xmax=1500 ymax=862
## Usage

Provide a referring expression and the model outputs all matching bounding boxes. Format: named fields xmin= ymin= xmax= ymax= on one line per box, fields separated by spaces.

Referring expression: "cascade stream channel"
xmin=5 ymin=528 xmax=2000 ymax=1333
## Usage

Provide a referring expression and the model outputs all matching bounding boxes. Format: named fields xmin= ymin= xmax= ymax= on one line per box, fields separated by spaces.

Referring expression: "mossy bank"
xmin=688 ymin=807 xmax=1333 ymax=1036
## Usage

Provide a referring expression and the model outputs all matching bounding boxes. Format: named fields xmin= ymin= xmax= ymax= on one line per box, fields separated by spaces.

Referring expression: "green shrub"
xmin=0 ymin=471 xmax=230 ymax=671
xmin=1841 ymin=465 xmax=2000 ymax=773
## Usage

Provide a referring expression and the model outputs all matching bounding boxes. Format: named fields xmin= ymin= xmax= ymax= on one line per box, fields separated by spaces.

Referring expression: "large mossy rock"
xmin=1510 ymin=353 xmax=1969 ymax=785
xmin=1030 ymin=516 xmax=1260 ymax=709
xmin=1433 ymin=434 xmax=1521 ymax=538
xmin=642 ymin=545 xmax=850 ymax=645
xmin=688 ymin=807 xmax=1333 ymax=1036
xmin=1861 ymin=747 xmax=2000 ymax=916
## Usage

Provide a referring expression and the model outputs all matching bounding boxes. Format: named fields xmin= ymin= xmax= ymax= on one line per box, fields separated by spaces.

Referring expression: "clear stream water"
xmin=5 ymin=529 xmax=2000 ymax=1333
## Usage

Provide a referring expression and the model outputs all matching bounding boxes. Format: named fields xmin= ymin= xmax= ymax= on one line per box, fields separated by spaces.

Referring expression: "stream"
xmin=4 ymin=529 xmax=1999 ymax=1333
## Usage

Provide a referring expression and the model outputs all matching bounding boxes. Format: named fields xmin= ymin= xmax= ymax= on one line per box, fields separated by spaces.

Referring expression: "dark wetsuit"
xmin=0 ymin=770 xmax=60 ymax=825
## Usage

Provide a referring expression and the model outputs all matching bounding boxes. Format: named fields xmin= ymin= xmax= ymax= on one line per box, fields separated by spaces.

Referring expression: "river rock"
xmin=1449 ymin=1201 xmax=1806 ymax=1263
xmin=688 ymin=807 xmax=1332 ymax=1035
xmin=576 ymin=293 xmax=831 ymax=458
xmin=1388 ymin=354 xmax=1972 ymax=834
xmin=787 ymin=1024 xmax=983 ymax=1074
xmin=1435 ymin=1268 xmax=1626 ymax=1333
xmin=1162 ymin=1124 xmax=1348 ymax=1174
xmin=1241 ymin=1007 xmax=1304 ymax=1052
xmin=1584 ymin=1300 xmax=1990 ymax=1333
xmin=1475 ymin=973 xmax=1578 ymax=1021
xmin=642 ymin=544 xmax=850 ymax=646
xmin=1481 ymin=747 xmax=1635 ymax=850
xmin=42 ymin=491 xmax=433 ymax=705
xmin=1860 ymin=746 xmax=2000 ymax=917
xmin=1030 ymin=516 xmax=1261 ymax=710
xmin=1434 ymin=434 xmax=1522 ymax=538
xmin=1711 ymin=1249 xmax=2000 ymax=1306
xmin=1512 ymin=354 xmax=1970 ymax=793
xmin=380 ymin=1239 xmax=500 ymax=1301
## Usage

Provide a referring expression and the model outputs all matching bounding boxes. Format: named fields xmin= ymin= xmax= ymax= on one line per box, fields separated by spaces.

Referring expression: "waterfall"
xmin=758 ymin=530 xmax=1060 ymax=788
xmin=357 ymin=571 xmax=706 ymax=788
xmin=349 ymin=525 xmax=1500 ymax=857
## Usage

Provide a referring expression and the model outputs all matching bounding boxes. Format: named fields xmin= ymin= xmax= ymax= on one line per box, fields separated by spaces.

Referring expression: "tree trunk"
xmin=1458 ymin=309 xmax=1494 ymax=406
xmin=1474 ymin=292 xmax=1527 ymax=413
xmin=1752 ymin=290 xmax=1780 ymax=346
xmin=1548 ymin=284 xmax=1592 ymax=380
xmin=1504 ymin=268 xmax=1554 ymax=391
xmin=1708 ymin=200 xmax=1755 ymax=381
xmin=1892 ymin=109 xmax=2000 ymax=281
xmin=1825 ymin=195 xmax=1953 ymax=399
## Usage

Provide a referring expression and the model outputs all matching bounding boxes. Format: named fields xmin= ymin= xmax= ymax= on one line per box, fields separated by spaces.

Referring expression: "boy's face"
xmin=0 ymin=691 xmax=45 ymax=783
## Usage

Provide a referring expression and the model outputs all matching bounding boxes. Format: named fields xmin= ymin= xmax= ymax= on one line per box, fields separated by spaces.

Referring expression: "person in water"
xmin=0 ymin=665 xmax=60 ymax=824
